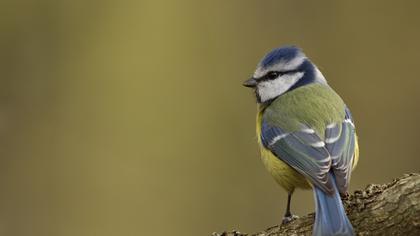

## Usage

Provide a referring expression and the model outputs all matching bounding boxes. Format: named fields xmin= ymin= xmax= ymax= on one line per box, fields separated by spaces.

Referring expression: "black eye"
xmin=266 ymin=71 xmax=280 ymax=80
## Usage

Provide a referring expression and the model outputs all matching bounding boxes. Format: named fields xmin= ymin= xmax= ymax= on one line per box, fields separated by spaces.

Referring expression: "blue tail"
xmin=313 ymin=174 xmax=354 ymax=236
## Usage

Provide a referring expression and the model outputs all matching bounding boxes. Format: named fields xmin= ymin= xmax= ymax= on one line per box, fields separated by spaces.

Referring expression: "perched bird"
xmin=243 ymin=46 xmax=359 ymax=236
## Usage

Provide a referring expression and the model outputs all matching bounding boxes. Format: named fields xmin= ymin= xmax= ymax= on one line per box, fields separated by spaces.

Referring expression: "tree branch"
xmin=213 ymin=173 xmax=420 ymax=236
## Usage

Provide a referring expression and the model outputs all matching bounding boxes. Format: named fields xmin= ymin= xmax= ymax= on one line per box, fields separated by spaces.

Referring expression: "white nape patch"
xmin=253 ymin=52 xmax=306 ymax=78
xmin=314 ymin=66 xmax=327 ymax=84
xmin=269 ymin=133 xmax=289 ymax=146
xmin=257 ymin=72 xmax=304 ymax=103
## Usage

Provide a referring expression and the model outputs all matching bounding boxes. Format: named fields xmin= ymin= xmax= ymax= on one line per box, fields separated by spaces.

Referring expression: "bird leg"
xmin=282 ymin=192 xmax=299 ymax=224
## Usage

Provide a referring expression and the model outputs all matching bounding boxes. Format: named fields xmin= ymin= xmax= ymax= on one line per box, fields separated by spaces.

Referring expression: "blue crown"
xmin=260 ymin=46 xmax=302 ymax=68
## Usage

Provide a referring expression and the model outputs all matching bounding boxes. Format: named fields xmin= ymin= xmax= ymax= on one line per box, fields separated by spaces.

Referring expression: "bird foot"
xmin=340 ymin=192 xmax=350 ymax=200
xmin=282 ymin=215 xmax=299 ymax=224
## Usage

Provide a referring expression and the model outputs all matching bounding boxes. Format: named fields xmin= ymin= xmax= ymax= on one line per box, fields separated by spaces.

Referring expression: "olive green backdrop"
xmin=1 ymin=1 xmax=420 ymax=235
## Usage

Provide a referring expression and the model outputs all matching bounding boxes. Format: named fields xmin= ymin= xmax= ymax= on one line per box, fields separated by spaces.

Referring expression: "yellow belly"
xmin=256 ymin=109 xmax=310 ymax=192
xmin=259 ymin=145 xmax=311 ymax=192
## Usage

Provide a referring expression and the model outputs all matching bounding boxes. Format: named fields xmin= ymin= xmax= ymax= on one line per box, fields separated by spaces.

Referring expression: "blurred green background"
xmin=1 ymin=0 xmax=420 ymax=235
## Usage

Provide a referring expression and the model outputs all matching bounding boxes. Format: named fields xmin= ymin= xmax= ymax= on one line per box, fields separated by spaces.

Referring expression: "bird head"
xmin=243 ymin=46 xmax=327 ymax=104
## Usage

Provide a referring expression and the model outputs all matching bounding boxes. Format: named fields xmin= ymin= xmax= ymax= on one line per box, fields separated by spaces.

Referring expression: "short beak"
xmin=243 ymin=77 xmax=257 ymax=88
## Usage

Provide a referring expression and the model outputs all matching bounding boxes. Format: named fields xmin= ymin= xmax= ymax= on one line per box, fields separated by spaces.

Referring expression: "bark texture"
xmin=213 ymin=173 xmax=420 ymax=236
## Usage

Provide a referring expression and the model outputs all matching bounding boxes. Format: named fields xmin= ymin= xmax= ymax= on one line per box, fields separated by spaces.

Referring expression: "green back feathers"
xmin=262 ymin=84 xmax=345 ymax=139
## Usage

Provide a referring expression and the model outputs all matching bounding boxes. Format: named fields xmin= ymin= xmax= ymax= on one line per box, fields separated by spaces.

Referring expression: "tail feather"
xmin=313 ymin=174 xmax=354 ymax=236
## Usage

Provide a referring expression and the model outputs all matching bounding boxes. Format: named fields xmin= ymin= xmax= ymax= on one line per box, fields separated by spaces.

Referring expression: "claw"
xmin=282 ymin=215 xmax=299 ymax=224
xmin=340 ymin=192 xmax=350 ymax=200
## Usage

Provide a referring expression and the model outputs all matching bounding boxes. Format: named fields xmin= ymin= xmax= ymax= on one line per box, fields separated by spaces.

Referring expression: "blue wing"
xmin=261 ymin=107 xmax=356 ymax=195
xmin=261 ymin=121 xmax=334 ymax=194
xmin=324 ymin=107 xmax=356 ymax=194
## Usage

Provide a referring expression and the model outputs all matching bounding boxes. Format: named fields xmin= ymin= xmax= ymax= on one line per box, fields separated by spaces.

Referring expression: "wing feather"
xmin=261 ymin=121 xmax=334 ymax=194
xmin=261 ymin=107 xmax=357 ymax=195
xmin=325 ymin=107 xmax=356 ymax=193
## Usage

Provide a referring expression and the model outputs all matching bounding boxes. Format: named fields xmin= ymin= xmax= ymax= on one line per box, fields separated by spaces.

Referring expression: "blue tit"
xmin=243 ymin=46 xmax=359 ymax=236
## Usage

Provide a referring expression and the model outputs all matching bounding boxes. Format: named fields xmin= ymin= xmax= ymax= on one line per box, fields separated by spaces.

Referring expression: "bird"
xmin=243 ymin=46 xmax=359 ymax=236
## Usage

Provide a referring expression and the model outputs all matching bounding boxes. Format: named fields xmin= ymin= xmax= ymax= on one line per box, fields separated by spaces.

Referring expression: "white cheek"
xmin=257 ymin=72 xmax=304 ymax=102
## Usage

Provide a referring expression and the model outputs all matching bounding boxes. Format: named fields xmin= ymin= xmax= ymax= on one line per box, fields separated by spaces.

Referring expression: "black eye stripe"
xmin=259 ymin=69 xmax=303 ymax=81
